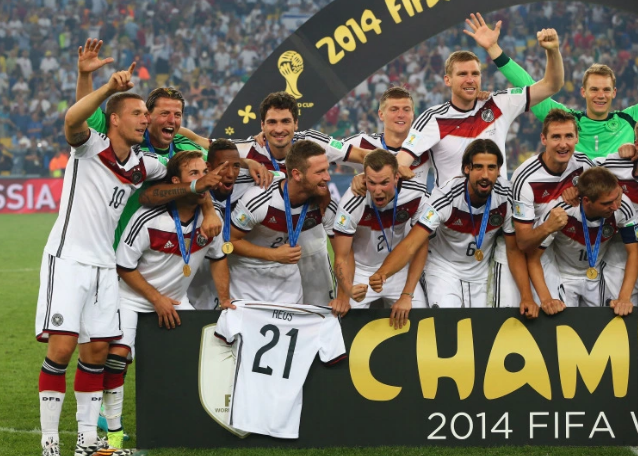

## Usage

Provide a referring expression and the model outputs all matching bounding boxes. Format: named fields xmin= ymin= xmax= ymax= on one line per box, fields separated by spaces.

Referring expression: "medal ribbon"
xmin=211 ymin=192 xmax=233 ymax=243
xmin=580 ymin=204 xmax=604 ymax=270
xmin=144 ymin=130 xmax=174 ymax=158
xmin=372 ymin=188 xmax=399 ymax=252
xmin=380 ymin=134 xmax=388 ymax=151
xmin=283 ymin=181 xmax=309 ymax=248
xmin=465 ymin=184 xmax=492 ymax=251
xmin=171 ymin=202 xmax=199 ymax=266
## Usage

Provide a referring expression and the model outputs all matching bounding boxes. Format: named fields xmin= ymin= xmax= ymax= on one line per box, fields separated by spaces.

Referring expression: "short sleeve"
xmin=503 ymin=195 xmax=515 ymax=235
xmin=71 ymin=128 xmax=108 ymax=159
xmin=304 ymin=129 xmax=350 ymax=164
xmin=492 ymin=87 xmax=531 ymax=120
xmin=511 ymin=181 xmax=535 ymax=222
xmin=401 ymin=119 xmax=441 ymax=159
xmin=318 ymin=314 xmax=346 ymax=365
xmin=116 ymin=214 xmax=151 ymax=269
xmin=231 ymin=187 xmax=268 ymax=232
xmin=206 ymin=208 xmax=226 ymax=261
xmin=416 ymin=187 xmax=452 ymax=232
xmin=333 ymin=189 xmax=365 ymax=236
xmin=323 ymin=200 xmax=338 ymax=237
xmin=142 ymin=153 xmax=168 ymax=181
xmin=214 ymin=303 xmax=245 ymax=344
xmin=411 ymin=192 xmax=430 ymax=226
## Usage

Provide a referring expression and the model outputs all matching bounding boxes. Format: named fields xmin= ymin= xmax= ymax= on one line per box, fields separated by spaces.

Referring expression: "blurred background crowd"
xmin=0 ymin=0 xmax=636 ymax=177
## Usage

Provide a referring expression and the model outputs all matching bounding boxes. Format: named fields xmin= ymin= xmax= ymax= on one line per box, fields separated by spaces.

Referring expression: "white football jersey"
xmin=188 ymin=169 xmax=271 ymax=309
xmin=333 ymin=180 xmax=429 ymax=272
xmin=343 ymin=132 xmax=429 ymax=185
xmin=44 ymin=129 xmax=166 ymax=267
xmin=540 ymin=196 xmax=638 ymax=279
xmin=230 ymin=180 xmax=330 ymax=268
xmin=214 ymin=300 xmax=346 ymax=438
xmin=511 ymin=151 xmax=595 ymax=223
xmin=597 ymin=153 xmax=638 ymax=269
xmin=116 ymin=205 xmax=224 ymax=312
xmin=234 ymin=130 xmax=350 ymax=172
xmin=401 ymin=88 xmax=530 ymax=186
xmin=417 ymin=176 xmax=514 ymax=282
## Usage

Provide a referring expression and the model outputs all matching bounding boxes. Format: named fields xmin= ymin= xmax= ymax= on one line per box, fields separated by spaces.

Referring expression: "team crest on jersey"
xmin=336 ymin=213 xmax=350 ymax=228
xmin=303 ymin=217 xmax=317 ymax=229
xmin=572 ymin=176 xmax=579 ymax=186
xmin=51 ymin=313 xmax=64 ymax=327
xmin=196 ymin=232 xmax=208 ymax=247
xmin=481 ymin=109 xmax=495 ymax=123
xmin=131 ymin=170 xmax=143 ymax=184
xmin=489 ymin=213 xmax=504 ymax=226
xmin=396 ymin=209 xmax=410 ymax=223
xmin=606 ymin=118 xmax=620 ymax=132
xmin=602 ymin=224 xmax=614 ymax=238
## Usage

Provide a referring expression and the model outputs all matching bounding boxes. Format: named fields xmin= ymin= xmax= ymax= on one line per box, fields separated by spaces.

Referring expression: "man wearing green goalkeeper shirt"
xmin=76 ymin=39 xmax=271 ymax=249
xmin=464 ymin=12 xmax=637 ymax=160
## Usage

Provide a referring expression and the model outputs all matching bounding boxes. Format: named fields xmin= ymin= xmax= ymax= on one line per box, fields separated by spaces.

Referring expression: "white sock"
xmin=40 ymin=391 xmax=64 ymax=447
xmin=103 ymin=385 xmax=124 ymax=431
xmin=75 ymin=390 xmax=102 ymax=445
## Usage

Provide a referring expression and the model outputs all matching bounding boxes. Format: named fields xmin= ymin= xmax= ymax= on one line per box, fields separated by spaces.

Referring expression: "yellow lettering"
xmin=349 ymin=319 xmax=410 ymax=401
xmin=417 ymin=318 xmax=474 ymax=399
xmin=385 ymin=0 xmax=403 ymax=24
xmin=484 ymin=318 xmax=551 ymax=400
xmin=410 ymin=0 xmax=424 ymax=13
xmin=557 ymin=317 xmax=629 ymax=398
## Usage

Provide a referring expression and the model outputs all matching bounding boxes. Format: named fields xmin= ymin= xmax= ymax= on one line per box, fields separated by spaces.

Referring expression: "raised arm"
xmin=528 ymin=28 xmax=564 ymax=107
xmin=76 ymin=38 xmax=114 ymax=102
xmin=65 ymin=64 xmax=135 ymax=144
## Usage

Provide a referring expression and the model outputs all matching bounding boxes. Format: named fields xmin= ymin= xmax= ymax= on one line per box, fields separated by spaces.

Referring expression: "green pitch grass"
xmin=0 ymin=213 xmax=635 ymax=456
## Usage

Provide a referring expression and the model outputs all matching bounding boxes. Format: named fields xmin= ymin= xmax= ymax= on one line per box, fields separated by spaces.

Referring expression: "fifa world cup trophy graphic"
xmin=278 ymin=51 xmax=304 ymax=99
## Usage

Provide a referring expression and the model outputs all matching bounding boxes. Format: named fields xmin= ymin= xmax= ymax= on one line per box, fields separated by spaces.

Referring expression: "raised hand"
xmin=537 ymin=28 xmax=560 ymax=50
xmin=78 ymin=38 xmax=114 ymax=74
xmin=107 ymin=62 xmax=136 ymax=93
xmin=463 ymin=12 xmax=501 ymax=51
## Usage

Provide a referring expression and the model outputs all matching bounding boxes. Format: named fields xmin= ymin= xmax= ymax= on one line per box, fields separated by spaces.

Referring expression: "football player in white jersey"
xmin=102 ymin=151 xmax=229 ymax=449
xmin=370 ymin=140 xmax=539 ymax=317
xmin=330 ymin=149 xmax=429 ymax=328
xmin=229 ymin=140 xmax=335 ymax=304
xmin=188 ymin=139 xmax=268 ymax=310
xmin=509 ymin=110 xmax=595 ymax=309
xmin=596 ymin=123 xmax=638 ymax=304
xmin=35 ymin=67 xmax=165 ymax=456
xmin=343 ymin=87 xmax=427 ymax=185
xmin=527 ymin=167 xmax=637 ymax=315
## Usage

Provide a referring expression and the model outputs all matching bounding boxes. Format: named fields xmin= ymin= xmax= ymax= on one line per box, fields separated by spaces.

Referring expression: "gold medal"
xmin=222 ymin=242 xmax=234 ymax=255
xmin=586 ymin=267 xmax=598 ymax=280
xmin=474 ymin=249 xmax=484 ymax=262
xmin=183 ymin=264 xmax=191 ymax=277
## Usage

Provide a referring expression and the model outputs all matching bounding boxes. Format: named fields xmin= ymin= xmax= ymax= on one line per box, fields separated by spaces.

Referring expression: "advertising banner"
xmin=0 ymin=178 xmax=63 ymax=214
xmin=137 ymin=309 xmax=638 ymax=448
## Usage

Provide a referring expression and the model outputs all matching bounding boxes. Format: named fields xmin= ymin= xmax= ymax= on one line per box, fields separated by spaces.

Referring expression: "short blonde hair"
xmin=445 ymin=51 xmax=480 ymax=76
xmin=582 ymin=64 xmax=616 ymax=89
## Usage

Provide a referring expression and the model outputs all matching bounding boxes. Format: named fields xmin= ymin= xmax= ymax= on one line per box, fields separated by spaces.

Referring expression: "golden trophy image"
xmin=278 ymin=51 xmax=304 ymax=99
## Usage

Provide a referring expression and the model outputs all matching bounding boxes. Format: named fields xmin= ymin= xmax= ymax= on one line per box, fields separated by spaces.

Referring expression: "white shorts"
xmin=561 ymin=277 xmax=608 ymax=307
xmin=425 ymin=271 xmax=488 ymax=308
xmin=493 ymin=260 xmax=519 ymax=308
xmin=602 ymin=263 xmax=638 ymax=305
xmin=187 ymin=260 xmax=220 ymax=310
xmin=116 ymin=299 xmax=194 ymax=359
xmin=350 ymin=268 xmax=426 ymax=309
xmin=35 ymin=253 xmax=122 ymax=344
xmin=229 ymin=264 xmax=302 ymax=305
xmin=298 ymin=251 xmax=335 ymax=306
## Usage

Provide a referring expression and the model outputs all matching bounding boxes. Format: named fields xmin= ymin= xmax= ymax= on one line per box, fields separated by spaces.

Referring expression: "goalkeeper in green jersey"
xmin=464 ymin=12 xmax=637 ymax=160
xmin=75 ymin=39 xmax=271 ymax=249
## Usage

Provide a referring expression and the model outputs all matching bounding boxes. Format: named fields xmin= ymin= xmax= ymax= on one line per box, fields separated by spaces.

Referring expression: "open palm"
xmin=78 ymin=38 xmax=114 ymax=74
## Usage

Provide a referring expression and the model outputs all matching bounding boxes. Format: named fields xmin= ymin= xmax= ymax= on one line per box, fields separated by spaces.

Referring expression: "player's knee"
xmin=78 ymin=341 xmax=110 ymax=364
xmin=46 ymin=334 xmax=78 ymax=364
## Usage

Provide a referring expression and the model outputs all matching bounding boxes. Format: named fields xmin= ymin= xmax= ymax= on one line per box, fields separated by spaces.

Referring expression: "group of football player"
xmin=34 ymin=11 xmax=638 ymax=456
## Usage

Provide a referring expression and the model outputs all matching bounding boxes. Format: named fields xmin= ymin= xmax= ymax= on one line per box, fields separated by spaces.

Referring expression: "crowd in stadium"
xmin=0 ymin=0 xmax=637 ymax=176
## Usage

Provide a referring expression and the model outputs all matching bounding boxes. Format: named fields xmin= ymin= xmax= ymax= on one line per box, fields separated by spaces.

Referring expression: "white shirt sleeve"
xmin=333 ymin=189 xmax=365 ymax=236
xmin=71 ymin=128 xmax=108 ymax=159
xmin=318 ymin=314 xmax=346 ymax=365
xmin=416 ymin=187 xmax=452 ymax=232
xmin=116 ymin=212 xmax=150 ymax=269
xmin=142 ymin=153 xmax=168 ymax=181
xmin=231 ymin=187 xmax=269 ymax=232
xmin=214 ymin=302 xmax=245 ymax=344
xmin=511 ymin=180 xmax=536 ymax=222
xmin=401 ymin=115 xmax=441 ymax=159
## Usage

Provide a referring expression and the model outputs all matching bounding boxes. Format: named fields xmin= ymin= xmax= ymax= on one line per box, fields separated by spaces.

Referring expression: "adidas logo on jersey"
xmin=164 ymin=240 xmax=175 ymax=249
xmin=566 ymin=226 xmax=576 ymax=233
xmin=268 ymin=216 xmax=277 ymax=224
xmin=542 ymin=190 xmax=550 ymax=198
xmin=453 ymin=219 xmax=463 ymax=226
